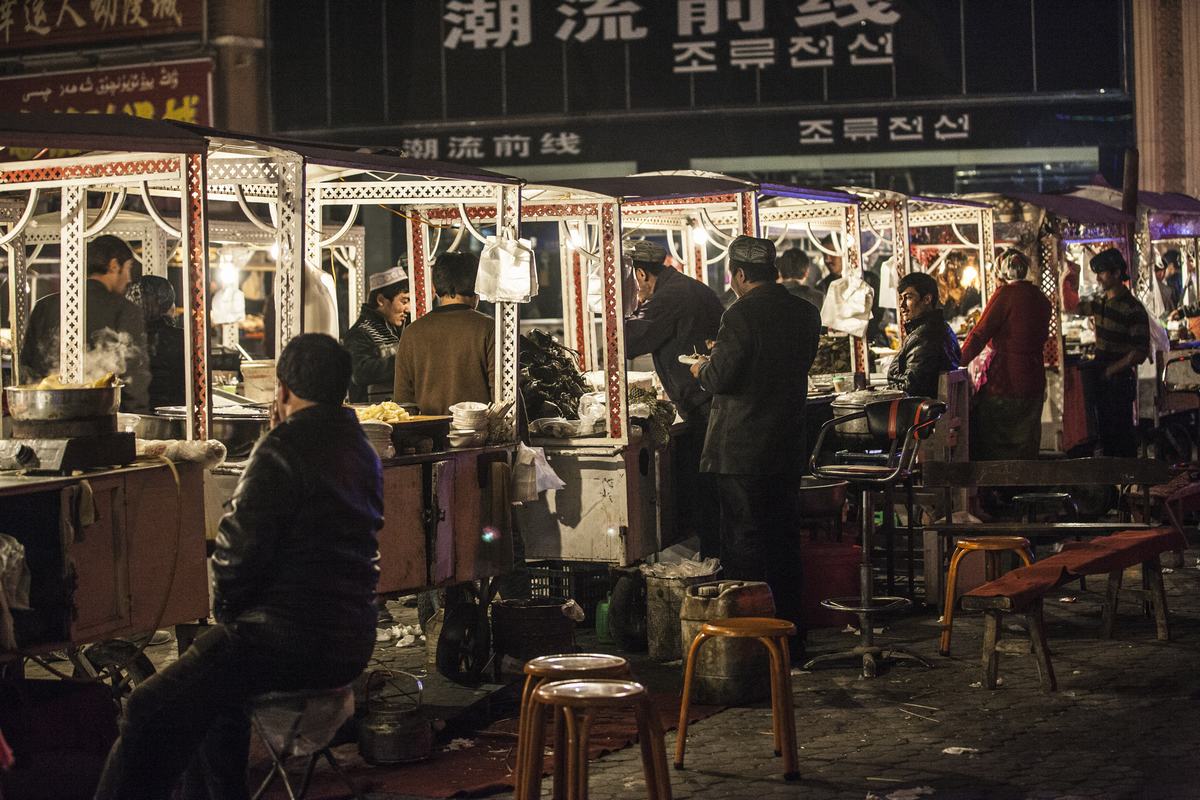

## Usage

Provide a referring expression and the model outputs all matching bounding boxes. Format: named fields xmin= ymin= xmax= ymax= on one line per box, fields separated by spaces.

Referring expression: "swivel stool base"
xmin=801 ymin=596 xmax=933 ymax=679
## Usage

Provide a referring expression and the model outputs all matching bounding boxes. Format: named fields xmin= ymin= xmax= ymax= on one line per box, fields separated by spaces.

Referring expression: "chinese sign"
xmin=0 ymin=58 xmax=212 ymax=122
xmin=402 ymin=129 xmax=583 ymax=161
xmin=0 ymin=0 xmax=202 ymax=51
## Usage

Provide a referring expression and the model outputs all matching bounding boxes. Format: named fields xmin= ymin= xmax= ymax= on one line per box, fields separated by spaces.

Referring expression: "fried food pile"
xmin=34 ymin=372 xmax=116 ymax=389
xmin=355 ymin=401 xmax=411 ymax=423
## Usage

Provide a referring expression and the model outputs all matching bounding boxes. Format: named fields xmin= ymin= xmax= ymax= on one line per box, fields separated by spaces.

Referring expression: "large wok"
xmin=5 ymin=385 xmax=122 ymax=420
xmin=136 ymin=407 xmax=269 ymax=459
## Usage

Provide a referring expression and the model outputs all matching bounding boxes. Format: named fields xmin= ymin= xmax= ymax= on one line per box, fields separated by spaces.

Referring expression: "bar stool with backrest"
xmin=248 ymin=684 xmax=363 ymax=800
xmin=805 ymin=396 xmax=946 ymax=678
xmin=513 ymin=654 xmax=633 ymax=800
xmin=523 ymin=679 xmax=672 ymax=800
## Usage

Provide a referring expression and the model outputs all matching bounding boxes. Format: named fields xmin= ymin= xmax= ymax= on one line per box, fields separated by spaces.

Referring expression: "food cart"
xmin=987 ymin=191 xmax=1136 ymax=453
xmin=0 ymin=114 xmax=212 ymax=681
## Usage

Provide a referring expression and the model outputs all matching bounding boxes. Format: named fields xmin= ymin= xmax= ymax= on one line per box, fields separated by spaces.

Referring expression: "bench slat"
xmin=922 ymin=458 xmax=1170 ymax=489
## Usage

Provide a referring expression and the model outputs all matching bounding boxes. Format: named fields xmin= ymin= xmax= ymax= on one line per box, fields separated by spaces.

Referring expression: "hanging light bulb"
xmin=567 ymin=224 xmax=586 ymax=250
xmin=692 ymin=223 xmax=709 ymax=245
xmin=268 ymin=241 xmax=280 ymax=262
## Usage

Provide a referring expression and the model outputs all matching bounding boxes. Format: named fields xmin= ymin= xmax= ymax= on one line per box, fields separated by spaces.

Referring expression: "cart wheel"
xmin=72 ymin=639 xmax=156 ymax=703
xmin=1151 ymin=422 xmax=1193 ymax=464
xmin=436 ymin=601 xmax=490 ymax=686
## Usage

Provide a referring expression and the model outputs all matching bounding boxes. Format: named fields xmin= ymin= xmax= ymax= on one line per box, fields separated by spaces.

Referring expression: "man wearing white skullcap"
xmin=343 ymin=262 xmax=410 ymax=402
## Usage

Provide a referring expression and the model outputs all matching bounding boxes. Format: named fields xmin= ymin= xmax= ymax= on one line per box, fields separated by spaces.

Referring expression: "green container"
xmin=595 ymin=598 xmax=612 ymax=644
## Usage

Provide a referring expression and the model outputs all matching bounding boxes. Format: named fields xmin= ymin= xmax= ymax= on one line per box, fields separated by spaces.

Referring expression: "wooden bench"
xmin=921 ymin=458 xmax=1171 ymax=606
xmin=959 ymin=528 xmax=1186 ymax=692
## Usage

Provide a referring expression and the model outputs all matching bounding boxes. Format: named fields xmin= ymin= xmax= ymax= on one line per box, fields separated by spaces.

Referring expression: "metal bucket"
xmin=830 ymin=387 xmax=905 ymax=439
xmin=679 ymin=580 xmax=775 ymax=704
xmin=357 ymin=670 xmax=434 ymax=765
xmin=646 ymin=570 xmax=721 ymax=662
xmin=5 ymin=385 xmax=121 ymax=420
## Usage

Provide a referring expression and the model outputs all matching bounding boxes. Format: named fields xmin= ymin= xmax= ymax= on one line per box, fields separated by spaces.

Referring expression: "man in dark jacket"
xmin=624 ymin=239 xmax=725 ymax=556
xmin=94 ymin=334 xmax=383 ymax=800
xmin=777 ymin=248 xmax=824 ymax=310
xmin=887 ymin=271 xmax=961 ymax=399
xmin=691 ymin=235 xmax=821 ymax=652
xmin=125 ymin=275 xmax=185 ymax=409
xmin=345 ymin=263 xmax=409 ymax=403
xmin=19 ymin=234 xmax=151 ymax=411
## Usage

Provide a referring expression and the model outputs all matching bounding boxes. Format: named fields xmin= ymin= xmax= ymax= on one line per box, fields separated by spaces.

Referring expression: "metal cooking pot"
xmin=357 ymin=670 xmax=434 ymax=765
xmin=829 ymin=387 xmax=905 ymax=436
xmin=5 ymin=385 xmax=122 ymax=420
xmin=148 ymin=407 xmax=269 ymax=459
xmin=797 ymin=477 xmax=849 ymax=517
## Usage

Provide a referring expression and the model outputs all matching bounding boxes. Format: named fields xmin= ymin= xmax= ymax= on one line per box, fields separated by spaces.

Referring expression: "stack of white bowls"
xmin=359 ymin=420 xmax=396 ymax=459
xmin=448 ymin=402 xmax=489 ymax=448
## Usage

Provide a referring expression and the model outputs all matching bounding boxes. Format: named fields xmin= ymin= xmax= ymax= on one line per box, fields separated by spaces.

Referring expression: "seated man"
xmin=94 ymin=333 xmax=384 ymax=800
xmin=888 ymin=271 xmax=961 ymax=399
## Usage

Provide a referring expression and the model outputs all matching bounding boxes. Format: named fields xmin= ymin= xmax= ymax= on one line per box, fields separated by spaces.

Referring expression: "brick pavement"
xmin=477 ymin=551 xmax=1200 ymax=800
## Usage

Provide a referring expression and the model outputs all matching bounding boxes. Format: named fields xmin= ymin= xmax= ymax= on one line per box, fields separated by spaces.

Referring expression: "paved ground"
xmin=482 ymin=551 xmax=1200 ymax=800
xmin=48 ymin=549 xmax=1200 ymax=799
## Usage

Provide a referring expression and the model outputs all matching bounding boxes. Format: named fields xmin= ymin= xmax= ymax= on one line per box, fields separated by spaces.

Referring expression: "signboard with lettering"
xmin=0 ymin=58 xmax=213 ymax=124
xmin=0 ymin=0 xmax=203 ymax=52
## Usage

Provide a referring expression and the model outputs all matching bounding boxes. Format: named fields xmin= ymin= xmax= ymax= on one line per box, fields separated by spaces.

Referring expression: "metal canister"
xmin=357 ymin=671 xmax=434 ymax=765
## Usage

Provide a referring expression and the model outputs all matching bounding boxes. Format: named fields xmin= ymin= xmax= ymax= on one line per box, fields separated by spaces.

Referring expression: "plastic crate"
xmin=528 ymin=560 xmax=611 ymax=627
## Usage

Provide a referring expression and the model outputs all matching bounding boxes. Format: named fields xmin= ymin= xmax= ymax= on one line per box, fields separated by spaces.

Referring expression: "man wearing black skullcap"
xmin=1077 ymin=248 xmax=1150 ymax=457
xmin=690 ymin=235 xmax=821 ymax=656
xmin=624 ymin=239 xmax=726 ymax=556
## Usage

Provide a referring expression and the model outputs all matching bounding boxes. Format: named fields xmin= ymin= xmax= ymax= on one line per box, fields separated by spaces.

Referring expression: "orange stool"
xmin=939 ymin=536 xmax=1034 ymax=656
xmin=513 ymin=654 xmax=632 ymax=800
xmin=675 ymin=618 xmax=799 ymax=781
xmin=523 ymin=679 xmax=672 ymax=800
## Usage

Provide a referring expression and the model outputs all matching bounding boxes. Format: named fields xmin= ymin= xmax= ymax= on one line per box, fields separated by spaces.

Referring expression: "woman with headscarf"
xmin=126 ymin=275 xmax=185 ymax=409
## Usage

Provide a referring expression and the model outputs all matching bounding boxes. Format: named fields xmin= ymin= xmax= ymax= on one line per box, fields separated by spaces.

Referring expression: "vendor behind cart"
xmin=345 ymin=263 xmax=409 ymax=403
xmin=19 ymin=234 xmax=151 ymax=411
xmin=624 ymin=239 xmax=725 ymax=557
xmin=393 ymin=251 xmax=494 ymax=415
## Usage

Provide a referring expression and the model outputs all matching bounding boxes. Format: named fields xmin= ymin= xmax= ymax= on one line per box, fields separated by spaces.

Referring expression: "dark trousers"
xmin=93 ymin=623 xmax=366 ymax=800
xmin=1095 ymin=370 xmax=1138 ymax=458
xmin=716 ymin=474 xmax=803 ymax=629
xmin=675 ymin=409 xmax=721 ymax=559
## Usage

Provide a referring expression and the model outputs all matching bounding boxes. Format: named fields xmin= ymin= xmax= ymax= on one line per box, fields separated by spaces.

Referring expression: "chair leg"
xmin=674 ymin=632 xmax=709 ymax=769
xmin=521 ymin=698 xmax=549 ymax=800
xmin=297 ymin=753 xmax=320 ymax=799
xmin=513 ymin=675 xmax=538 ymax=800
xmin=762 ymin=635 xmax=799 ymax=782
xmin=1027 ymin=602 xmax=1057 ymax=693
xmin=1144 ymin=558 xmax=1171 ymax=641
xmin=981 ymin=611 xmax=1000 ymax=690
xmin=318 ymin=748 xmax=366 ymax=800
xmin=1102 ymin=569 xmax=1123 ymax=639
xmin=250 ymin=716 xmax=296 ymax=800
xmin=939 ymin=547 xmax=968 ymax=656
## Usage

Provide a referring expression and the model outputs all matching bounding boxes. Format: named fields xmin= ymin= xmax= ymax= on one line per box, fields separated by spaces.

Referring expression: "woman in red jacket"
xmin=961 ymin=249 xmax=1053 ymax=460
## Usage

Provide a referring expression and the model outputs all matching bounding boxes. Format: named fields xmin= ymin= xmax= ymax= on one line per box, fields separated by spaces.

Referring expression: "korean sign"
xmin=0 ymin=0 xmax=203 ymax=52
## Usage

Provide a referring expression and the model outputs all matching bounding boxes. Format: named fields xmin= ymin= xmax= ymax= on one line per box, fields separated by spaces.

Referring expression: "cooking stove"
xmin=0 ymin=415 xmax=136 ymax=473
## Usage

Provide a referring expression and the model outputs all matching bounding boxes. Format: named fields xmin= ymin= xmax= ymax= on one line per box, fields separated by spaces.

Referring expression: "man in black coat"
xmin=691 ymin=235 xmax=821 ymax=654
xmin=345 ymin=264 xmax=409 ymax=403
xmin=625 ymin=240 xmax=726 ymax=556
xmin=887 ymin=271 xmax=961 ymax=399
xmin=94 ymin=334 xmax=383 ymax=800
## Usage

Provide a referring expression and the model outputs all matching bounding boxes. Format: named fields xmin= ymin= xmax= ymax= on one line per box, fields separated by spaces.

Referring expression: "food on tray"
xmin=519 ymin=329 xmax=587 ymax=420
xmin=355 ymin=401 xmax=412 ymax=424
xmin=33 ymin=372 xmax=116 ymax=389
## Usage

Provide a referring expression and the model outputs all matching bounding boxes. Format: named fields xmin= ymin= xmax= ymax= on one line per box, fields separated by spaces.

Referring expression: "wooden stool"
xmin=514 ymin=654 xmax=632 ymax=800
xmin=939 ymin=536 xmax=1034 ymax=656
xmin=523 ymin=679 xmax=672 ymax=800
xmin=675 ymin=618 xmax=798 ymax=781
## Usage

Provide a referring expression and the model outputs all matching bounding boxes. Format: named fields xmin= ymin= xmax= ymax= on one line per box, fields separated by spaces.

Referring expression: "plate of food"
xmin=677 ymin=354 xmax=704 ymax=366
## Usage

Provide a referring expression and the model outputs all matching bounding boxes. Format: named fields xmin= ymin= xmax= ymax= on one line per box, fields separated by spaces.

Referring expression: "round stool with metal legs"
xmin=523 ymin=679 xmax=672 ymax=800
xmin=513 ymin=654 xmax=632 ymax=800
xmin=939 ymin=536 xmax=1034 ymax=656
xmin=675 ymin=618 xmax=799 ymax=781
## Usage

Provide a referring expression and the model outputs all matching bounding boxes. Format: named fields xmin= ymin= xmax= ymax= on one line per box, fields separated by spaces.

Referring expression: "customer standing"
xmin=690 ymin=235 xmax=821 ymax=656
xmin=624 ymin=240 xmax=725 ymax=557
xmin=1077 ymin=248 xmax=1151 ymax=457
xmin=887 ymin=271 xmax=961 ymax=399
xmin=393 ymin=251 xmax=494 ymax=415
xmin=960 ymin=249 xmax=1052 ymax=460
xmin=94 ymin=334 xmax=382 ymax=800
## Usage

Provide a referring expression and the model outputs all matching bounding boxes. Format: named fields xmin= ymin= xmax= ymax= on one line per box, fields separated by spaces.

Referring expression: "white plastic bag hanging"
xmin=476 ymin=236 xmax=537 ymax=303
xmin=820 ymin=273 xmax=875 ymax=338
xmin=513 ymin=443 xmax=566 ymax=501
xmin=878 ymin=256 xmax=898 ymax=310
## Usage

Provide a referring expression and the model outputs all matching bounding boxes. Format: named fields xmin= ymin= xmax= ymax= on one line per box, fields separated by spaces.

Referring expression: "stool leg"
xmin=562 ymin=707 xmax=592 ymax=800
xmin=981 ymin=611 xmax=1000 ymax=690
xmin=761 ymin=636 xmax=799 ymax=781
xmin=939 ymin=547 xmax=968 ymax=656
xmin=1017 ymin=547 xmax=1034 ymax=567
xmin=636 ymin=695 xmax=673 ymax=800
xmin=1027 ymin=602 xmax=1057 ymax=693
xmin=760 ymin=635 xmax=783 ymax=757
xmin=674 ymin=632 xmax=709 ymax=769
xmin=1102 ymin=569 xmax=1123 ymax=639
xmin=1145 ymin=558 xmax=1171 ymax=641
xmin=552 ymin=706 xmax=569 ymax=800
xmin=522 ymin=698 xmax=549 ymax=800
xmin=514 ymin=675 xmax=538 ymax=800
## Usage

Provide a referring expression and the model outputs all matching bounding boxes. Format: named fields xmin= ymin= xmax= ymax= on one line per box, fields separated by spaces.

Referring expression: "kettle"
xmin=357 ymin=670 xmax=435 ymax=765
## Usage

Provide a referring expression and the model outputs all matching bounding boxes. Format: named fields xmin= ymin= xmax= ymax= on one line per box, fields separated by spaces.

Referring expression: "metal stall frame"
xmin=0 ymin=115 xmax=213 ymax=439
